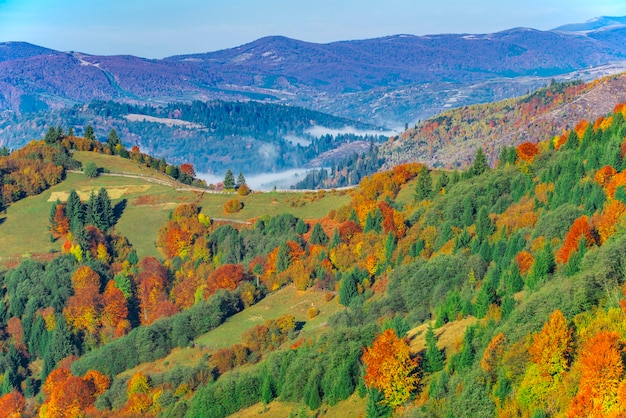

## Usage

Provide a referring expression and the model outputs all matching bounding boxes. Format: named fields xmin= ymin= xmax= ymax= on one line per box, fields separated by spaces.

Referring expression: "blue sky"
xmin=1 ymin=0 xmax=626 ymax=58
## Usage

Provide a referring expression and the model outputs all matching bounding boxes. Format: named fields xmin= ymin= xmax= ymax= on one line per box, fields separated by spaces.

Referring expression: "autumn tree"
xmin=0 ymin=390 xmax=25 ymax=417
xmin=362 ymin=329 xmax=419 ymax=408
xmin=516 ymin=142 xmax=539 ymax=163
xmin=518 ymin=310 xmax=572 ymax=413
xmin=568 ymin=331 xmax=624 ymax=416
xmin=529 ymin=310 xmax=572 ymax=377
xmin=556 ymin=215 xmax=594 ymax=264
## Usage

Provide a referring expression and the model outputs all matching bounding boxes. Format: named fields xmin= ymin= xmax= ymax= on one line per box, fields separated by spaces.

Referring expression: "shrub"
xmin=84 ymin=161 xmax=98 ymax=178
xmin=237 ymin=184 xmax=251 ymax=196
xmin=223 ymin=199 xmax=244 ymax=214
xmin=307 ymin=306 xmax=320 ymax=319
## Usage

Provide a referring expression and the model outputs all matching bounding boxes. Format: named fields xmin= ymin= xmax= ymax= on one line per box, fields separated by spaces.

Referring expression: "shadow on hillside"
xmin=113 ymin=199 xmax=127 ymax=224
xmin=0 ymin=216 xmax=5 ymax=226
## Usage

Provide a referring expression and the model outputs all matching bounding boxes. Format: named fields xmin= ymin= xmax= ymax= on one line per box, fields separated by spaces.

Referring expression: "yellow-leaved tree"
xmin=362 ymin=329 xmax=418 ymax=408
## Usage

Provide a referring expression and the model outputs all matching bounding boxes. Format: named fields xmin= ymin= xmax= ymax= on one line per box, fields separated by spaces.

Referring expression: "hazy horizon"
xmin=2 ymin=1 xmax=626 ymax=58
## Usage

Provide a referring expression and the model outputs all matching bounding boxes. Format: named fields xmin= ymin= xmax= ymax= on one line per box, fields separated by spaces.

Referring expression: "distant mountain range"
xmin=2 ymin=16 xmax=626 ymax=128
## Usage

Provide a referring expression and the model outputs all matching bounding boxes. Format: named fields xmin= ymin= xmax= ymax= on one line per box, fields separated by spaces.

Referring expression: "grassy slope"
xmin=119 ymin=285 xmax=344 ymax=379
xmin=0 ymin=152 xmax=350 ymax=260
xmin=196 ymin=285 xmax=343 ymax=349
xmin=233 ymin=392 xmax=367 ymax=417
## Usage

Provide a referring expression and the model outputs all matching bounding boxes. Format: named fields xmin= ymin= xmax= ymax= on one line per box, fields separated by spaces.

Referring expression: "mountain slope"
xmin=381 ymin=73 xmax=626 ymax=169
xmin=2 ymin=18 xmax=626 ymax=125
xmin=0 ymin=100 xmax=385 ymax=175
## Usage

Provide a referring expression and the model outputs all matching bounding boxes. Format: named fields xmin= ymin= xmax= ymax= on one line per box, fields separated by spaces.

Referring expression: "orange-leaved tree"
xmin=556 ymin=215 xmax=594 ymax=264
xmin=0 ymin=390 xmax=25 ymax=418
xmin=568 ymin=331 xmax=625 ymax=417
xmin=529 ymin=309 xmax=573 ymax=378
xmin=362 ymin=329 xmax=418 ymax=408
xmin=516 ymin=142 xmax=539 ymax=163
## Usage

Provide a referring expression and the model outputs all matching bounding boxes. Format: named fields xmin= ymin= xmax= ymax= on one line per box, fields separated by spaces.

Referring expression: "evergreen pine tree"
xmin=384 ymin=231 xmax=396 ymax=265
xmin=472 ymin=147 xmax=489 ymax=176
xmin=44 ymin=126 xmax=60 ymax=144
xmin=435 ymin=171 xmax=449 ymax=192
xmin=304 ymin=369 xmax=323 ymax=410
xmin=84 ymin=125 xmax=96 ymax=140
xmin=261 ymin=370 xmax=276 ymax=406
xmin=107 ymin=129 xmax=121 ymax=152
xmin=224 ymin=169 xmax=236 ymax=190
xmin=276 ymin=243 xmax=291 ymax=273
xmin=475 ymin=206 xmax=494 ymax=242
xmin=349 ymin=209 xmax=359 ymax=224
xmin=424 ymin=325 xmax=444 ymax=373
xmin=43 ymin=316 xmax=76 ymax=380
xmin=462 ymin=197 xmax=474 ymax=227
xmin=66 ymin=189 xmax=84 ymax=233
xmin=459 ymin=326 xmax=475 ymax=368
xmin=96 ymin=187 xmax=115 ymax=231
xmin=366 ymin=388 xmax=391 ymax=418
xmin=85 ymin=191 xmax=100 ymax=229
xmin=237 ymin=172 xmax=246 ymax=188
xmin=364 ymin=211 xmax=375 ymax=233
xmin=310 ymin=223 xmax=329 ymax=245
xmin=330 ymin=228 xmax=341 ymax=249
xmin=415 ymin=169 xmax=433 ymax=201
xmin=295 ymin=218 xmax=308 ymax=234
xmin=507 ymin=264 xmax=524 ymax=293
xmin=339 ymin=272 xmax=358 ymax=306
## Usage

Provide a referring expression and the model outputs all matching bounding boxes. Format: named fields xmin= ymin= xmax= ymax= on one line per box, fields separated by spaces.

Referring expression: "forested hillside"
xmin=1 ymin=102 xmax=626 ymax=417
xmin=383 ymin=73 xmax=626 ymax=169
xmin=0 ymin=100 xmax=385 ymax=174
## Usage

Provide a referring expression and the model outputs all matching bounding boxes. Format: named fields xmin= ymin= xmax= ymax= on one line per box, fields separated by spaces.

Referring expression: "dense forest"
xmin=294 ymin=141 xmax=385 ymax=189
xmin=0 ymin=100 xmax=385 ymax=174
xmin=1 ymin=100 xmax=626 ymax=417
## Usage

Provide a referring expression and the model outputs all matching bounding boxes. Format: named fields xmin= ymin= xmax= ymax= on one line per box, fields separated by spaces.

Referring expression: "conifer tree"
xmin=66 ymin=189 xmax=84 ymax=233
xmin=295 ymin=218 xmax=308 ymax=234
xmin=44 ymin=126 xmax=60 ymax=144
xmin=107 ymin=129 xmax=121 ymax=152
xmin=415 ymin=169 xmax=432 ymax=201
xmin=96 ymin=187 xmax=115 ymax=231
xmin=261 ymin=371 xmax=276 ymax=407
xmin=84 ymin=125 xmax=96 ymax=140
xmin=275 ymin=243 xmax=291 ymax=273
xmin=85 ymin=191 xmax=100 ymax=229
xmin=339 ymin=272 xmax=358 ymax=306
xmin=304 ymin=369 xmax=322 ymax=410
xmin=364 ymin=211 xmax=376 ymax=233
xmin=475 ymin=206 xmax=494 ymax=242
xmin=384 ymin=231 xmax=396 ymax=266
xmin=237 ymin=172 xmax=246 ymax=188
xmin=424 ymin=325 xmax=444 ymax=373
xmin=472 ymin=147 xmax=488 ymax=176
xmin=435 ymin=171 xmax=449 ymax=192
xmin=330 ymin=228 xmax=341 ymax=249
xmin=224 ymin=169 xmax=236 ymax=190
xmin=366 ymin=388 xmax=391 ymax=418
xmin=310 ymin=223 xmax=329 ymax=246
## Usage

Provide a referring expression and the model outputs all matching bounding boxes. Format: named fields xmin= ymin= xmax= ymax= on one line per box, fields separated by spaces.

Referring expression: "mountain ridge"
xmin=2 ymin=17 xmax=626 ymax=126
